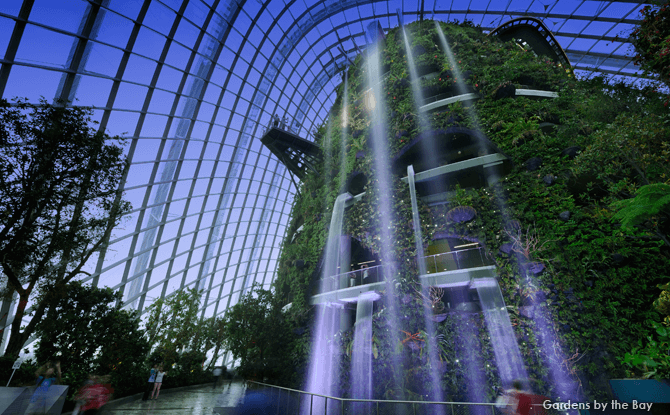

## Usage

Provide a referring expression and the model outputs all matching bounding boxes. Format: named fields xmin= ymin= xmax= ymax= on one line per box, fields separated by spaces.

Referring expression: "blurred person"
xmin=28 ymin=360 xmax=62 ymax=414
xmin=150 ymin=366 xmax=167 ymax=400
xmin=34 ymin=359 xmax=61 ymax=386
xmin=71 ymin=374 xmax=96 ymax=415
xmin=76 ymin=374 xmax=114 ymax=415
xmin=361 ymin=263 xmax=370 ymax=284
xmin=213 ymin=366 xmax=223 ymax=389
xmin=496 ymin=380 xmax=548 ymax=415
xmin=143 ymin=364 xmax=157 ymax=401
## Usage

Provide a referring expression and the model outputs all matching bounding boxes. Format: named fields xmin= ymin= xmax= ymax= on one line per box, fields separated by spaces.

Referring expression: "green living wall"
xmin=274 ymin=20 xmax=670 ymax=401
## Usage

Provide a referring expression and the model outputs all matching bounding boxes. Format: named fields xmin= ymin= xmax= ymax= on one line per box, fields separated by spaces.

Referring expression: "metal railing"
xmin=422 ymin=247 xmax=492 ymax=275
xmin=248 ymin=380 xmax=501 ymax=415
xmin=318 ymin=247 xmax=493 ymax=293
xmin=322 ymin=263 xmax=384 ymax=292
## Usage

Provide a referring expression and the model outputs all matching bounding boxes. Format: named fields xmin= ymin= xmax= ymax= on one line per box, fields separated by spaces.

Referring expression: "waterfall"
xmin=350 ymin=293 xmax=375 ymax=414
xmin=303 ymin=193 xmax=351 ymax=414
xmin=476 ymin=281 xmax=528 ymax=386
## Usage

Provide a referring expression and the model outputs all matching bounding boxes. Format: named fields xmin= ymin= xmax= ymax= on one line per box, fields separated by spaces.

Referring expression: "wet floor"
xmin=103 ymin=381 xmax=246 ymax=415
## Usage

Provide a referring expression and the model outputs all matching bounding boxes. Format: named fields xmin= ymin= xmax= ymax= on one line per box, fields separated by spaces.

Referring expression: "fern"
xmin=611 ymin=183 xmax=670 ymax=229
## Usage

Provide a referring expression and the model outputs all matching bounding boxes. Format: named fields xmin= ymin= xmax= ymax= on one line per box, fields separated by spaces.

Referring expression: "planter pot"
xmin=431 ymin=313 xmax=448 ymax=323
xmin=525 ymin=262 xmax=545 ymax=275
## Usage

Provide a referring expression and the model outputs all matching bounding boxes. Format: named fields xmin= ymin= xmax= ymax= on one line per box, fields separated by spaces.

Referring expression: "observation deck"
xmin=310 ymin=247 xmax=496 ymax=306
xmin=489 ymin=17 xmax=571 ymax=69
xmin=260 ymin=127 xmax=323 ymax=180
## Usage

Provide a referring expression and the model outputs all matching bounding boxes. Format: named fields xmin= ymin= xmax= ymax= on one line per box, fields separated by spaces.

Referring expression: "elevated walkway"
xmin=420 ymin=265 xmax=496 ymax=289
xmin=260 ymin=127 xmax=323 ymax=180
xmin=489 ymin=17 xmax=571 ymax=69
xmin=419 ymin=89 xmax=558 ymax=113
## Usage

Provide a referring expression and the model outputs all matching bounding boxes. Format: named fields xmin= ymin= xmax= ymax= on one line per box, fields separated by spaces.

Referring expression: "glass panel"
xmin=73 ymin=75 xmax=113 ymax=107
xmin=94 ymin=9 xmax=134 ymax=49
xmin=4 ymin=66 xmax=62 ymax=102
xmin=123 ymin=54 xmax=158 ymax=85
xmin=16 ymin=25 xmax=76 ymax=69
xmin=84 ymin=42 xmax=124 ymax=77
xmin=0 ymin=17 xmax=15 ymax=56
xmin=133 ymin=27 xmax=167 ymax=61
xmin=108 ymin=0 xmax=143 ymax=21
xmin=29 ymin=0 xmax=88 ymax=34
xmin=144 ymin=0 xmax=176 ymax=36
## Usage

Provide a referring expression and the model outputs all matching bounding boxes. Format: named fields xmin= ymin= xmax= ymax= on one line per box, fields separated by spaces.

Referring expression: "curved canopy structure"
xmin=0 ymin=0 xmax=652 ymax=339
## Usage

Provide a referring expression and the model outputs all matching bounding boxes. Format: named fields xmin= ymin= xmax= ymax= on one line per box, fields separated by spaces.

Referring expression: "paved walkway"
xmin=102 ymin=381 xmax=246 ymax=415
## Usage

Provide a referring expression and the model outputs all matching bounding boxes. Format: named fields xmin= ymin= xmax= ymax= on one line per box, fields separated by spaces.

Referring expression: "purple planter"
xmin=446 ymin=206 xmax=476 ymax=223
xmin=431 ymin=313 xmax=448 ymax=323
xmin=526 ymin=262 xmax=545 ymax=275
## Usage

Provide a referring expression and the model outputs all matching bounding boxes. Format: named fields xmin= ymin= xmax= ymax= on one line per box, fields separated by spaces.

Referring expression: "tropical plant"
xmin=221 ymin=284 xmax=307 ymax=385
xmin=631 ymin=2 xmax=670 ymax=92
xmin=144 ymin=287 xmax=202 ymax=365
xmin=622 ymin=321 xmax=670 ymax=379
xmin=33 ymin=281 xmax=149 ymax=401
xmin=611 ymin=183 xmax=670 ymax=248
xmin=0 ymin=98 xmax=130 ymax=356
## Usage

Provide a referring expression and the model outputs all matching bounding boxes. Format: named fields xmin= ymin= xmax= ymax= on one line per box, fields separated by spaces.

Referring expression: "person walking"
xmin=34 ymin=359 xmax=62 ymax=386
xmin=76 ymin=374 xmax=114 ymax=415
xmin=142 ymin=364 xmax=157 ymax=401
xmin=28 ymin=359 xmax=62 ymax=414
xmin=496 ymin=380 xmax=547 ymax=415
xmin=150 ymin=366 xmax=167 ymax=400
xmin=212 ymin=366 xmax=222 ymax=389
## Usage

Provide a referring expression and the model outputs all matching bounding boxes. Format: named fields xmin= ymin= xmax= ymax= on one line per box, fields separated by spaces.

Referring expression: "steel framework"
xmin=0 ymin=0 xmax=652 ymax=361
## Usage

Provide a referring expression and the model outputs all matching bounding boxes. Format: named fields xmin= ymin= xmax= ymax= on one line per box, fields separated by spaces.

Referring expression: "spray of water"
xmin=302 ymin=192 xmax=351 ymax=414
xmin=365 ymin=38 xmax=405 ymax=399
xmin=340 ymin=70 xmax=351 ymax=193
xmin=402 ymin=26 xmax=439 ymax=170
xmin=435 ymin=21 xmax=581 ymax=400
xmin=407 ymin=164 xmax=446 ymax=412
xmin=350 ymin=293 xmax=377 ymax=414
xmin=435 ymin=21 xmax=529 ymax=388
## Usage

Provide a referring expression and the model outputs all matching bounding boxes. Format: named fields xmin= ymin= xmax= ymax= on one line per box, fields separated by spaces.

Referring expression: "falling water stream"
xmin=433 ymin=23 xmax=530 ymax=389
xmin=476 ymin=280 xmax=528 ymax=384
xmin=365 ymin=38 xmax=405 ymax=401
xmin=436 ymin=22 xmax=581 ymax=400
xmin=350 ymin=293 xmax=376 ymax=414
xmin=302 ymin=21 xmax=579 ymax=415
xmin=303 ymin=192 xmax=351 ymax=414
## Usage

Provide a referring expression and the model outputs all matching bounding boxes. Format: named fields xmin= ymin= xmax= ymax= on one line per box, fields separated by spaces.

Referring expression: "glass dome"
xmin=0 ymin=0 xmax=650 ymax=359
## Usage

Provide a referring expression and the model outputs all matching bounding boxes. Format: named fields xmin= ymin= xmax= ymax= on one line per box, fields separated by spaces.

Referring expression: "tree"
xmin=221 ymin=284 xmax=305 ymax=384
xmin=33 ymin=281 xmax=149 ymax=396
xmin=0 ymin=98 xmax=131 ymax=356
xmin=192 ymin=316 xmax=226 ymax=370
xmin=144 ymin=288 xmax=202 ymax=364
xmin=631 ymin=2 xmax=670 ymax=93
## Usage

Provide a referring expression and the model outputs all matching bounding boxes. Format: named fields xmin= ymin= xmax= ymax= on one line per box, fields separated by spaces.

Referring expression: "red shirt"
xmin=516 ymin=391 xmax=533 ymax=415
xmin=515 ymin=391 xmax=548 ymax=415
